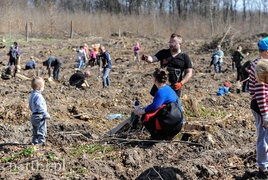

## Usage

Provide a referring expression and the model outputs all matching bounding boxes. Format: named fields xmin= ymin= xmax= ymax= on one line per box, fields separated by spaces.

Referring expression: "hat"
xmin=217 ymin=45 xmax=221 ymax=48
xmin=224 ymin=82 xmax=231 ymax=88
xmin=258 ymin=37 xmax=268 ymax=50
xmin=10 ymin=44 xmax=14 ymax=48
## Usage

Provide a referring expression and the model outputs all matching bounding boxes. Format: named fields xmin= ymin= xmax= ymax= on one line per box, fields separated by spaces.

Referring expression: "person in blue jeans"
xmin=212 ymin=45 xmax=224 ymax=73
xmin=99 ymin=46 xmax=112 ymax=88
xmin=29 ymin=76 xmax=51 ymax=145
xmin=73 ymin=46 xmax=87 ymax=69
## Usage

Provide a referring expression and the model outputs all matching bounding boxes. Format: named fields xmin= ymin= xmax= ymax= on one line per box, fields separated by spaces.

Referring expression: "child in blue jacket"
xmin=216 ymin=82 xmax=231 ymax=96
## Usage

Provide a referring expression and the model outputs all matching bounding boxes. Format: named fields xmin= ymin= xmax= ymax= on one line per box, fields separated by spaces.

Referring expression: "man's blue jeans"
xmin=102 ymin=68 xmax=111 ymax=87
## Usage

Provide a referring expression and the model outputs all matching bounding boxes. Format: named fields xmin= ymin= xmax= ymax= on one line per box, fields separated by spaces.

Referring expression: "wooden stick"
xmin=109 ymin=137 xmax=203 ymax=147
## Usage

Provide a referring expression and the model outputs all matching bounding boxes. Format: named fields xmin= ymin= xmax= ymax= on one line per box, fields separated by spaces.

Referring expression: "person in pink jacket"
xmin=133 ymin=42 xmax=140 ymax=62
xmin=88 ymin=48 xmax=97 ymax=67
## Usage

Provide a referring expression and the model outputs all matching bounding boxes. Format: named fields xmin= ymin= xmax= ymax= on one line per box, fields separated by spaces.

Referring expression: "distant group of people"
xmin=209 ymin=43 xmax=251 ymax=93
xmin=3 ymin=41 xmax=112 ymax=89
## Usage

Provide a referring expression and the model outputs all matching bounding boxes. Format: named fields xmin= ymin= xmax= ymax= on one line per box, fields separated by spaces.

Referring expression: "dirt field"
xmin=0 ymin=35 xmax=261 ymax=179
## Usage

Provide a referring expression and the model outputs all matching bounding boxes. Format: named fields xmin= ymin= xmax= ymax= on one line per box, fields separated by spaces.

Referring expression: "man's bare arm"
xmin=141 ymin=55 xmax=158 ymax=63
xmin=181 ymin=68 xmax=192 ymax=85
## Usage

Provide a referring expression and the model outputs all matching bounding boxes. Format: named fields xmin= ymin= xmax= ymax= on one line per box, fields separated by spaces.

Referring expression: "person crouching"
xmin=134 ymin=68 xmax=183 ymax=140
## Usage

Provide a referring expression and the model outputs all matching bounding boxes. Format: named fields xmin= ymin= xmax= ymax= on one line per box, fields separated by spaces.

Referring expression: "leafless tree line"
xmin=0 ymin=0 xmax=267 ymax=39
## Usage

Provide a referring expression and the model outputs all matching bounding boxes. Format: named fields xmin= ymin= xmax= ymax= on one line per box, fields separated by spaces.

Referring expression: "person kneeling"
xmin=134 ymin=68 xmax=183 ymax=140
xmin=25 ymin=56 xmax=36 ymax=70
xmin=69 ymin=70 xmax=90 ymax=88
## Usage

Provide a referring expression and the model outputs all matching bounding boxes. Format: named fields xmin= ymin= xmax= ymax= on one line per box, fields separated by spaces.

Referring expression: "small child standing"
xmin=133 ymin=42 xmax=140 ymax=62
xmin=29 ymin=76 xmax=50 ymax=145
xmin=216 ymin=82 xmax=231 ymax=96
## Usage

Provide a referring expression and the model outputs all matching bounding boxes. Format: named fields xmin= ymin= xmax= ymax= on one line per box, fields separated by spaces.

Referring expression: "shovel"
xmin=105 ymin=117 xmax=131 ymax=136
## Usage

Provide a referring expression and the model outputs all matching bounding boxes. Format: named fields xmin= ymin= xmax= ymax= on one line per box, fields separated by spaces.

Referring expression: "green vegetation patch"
xmin=1 ymin=146 xmax=35 ymax=163
xmin=184 ymin=105 xmax=226 ymax=119
xmin=70 ymin=143 xmax=119 ymax=160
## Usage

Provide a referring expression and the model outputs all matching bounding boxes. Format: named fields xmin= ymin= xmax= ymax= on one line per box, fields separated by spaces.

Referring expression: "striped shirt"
xmin=249 ymin=58 xmax=268 ymax=118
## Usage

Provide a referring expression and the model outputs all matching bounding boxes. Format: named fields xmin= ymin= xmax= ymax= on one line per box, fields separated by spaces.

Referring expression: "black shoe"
xmin=256 ymin=168 xmax=268 ymax=179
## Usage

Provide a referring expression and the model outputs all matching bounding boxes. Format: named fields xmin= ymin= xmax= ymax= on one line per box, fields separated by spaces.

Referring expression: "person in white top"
xmin=73 ymin=46 xmax=87 ymax=69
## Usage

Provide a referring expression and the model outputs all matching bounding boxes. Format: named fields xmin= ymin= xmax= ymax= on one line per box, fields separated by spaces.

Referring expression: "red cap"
xmin=224 ymin=82 xmax=231 ymax=88
xmin=141 ymin=54 xmax=146 ymax=60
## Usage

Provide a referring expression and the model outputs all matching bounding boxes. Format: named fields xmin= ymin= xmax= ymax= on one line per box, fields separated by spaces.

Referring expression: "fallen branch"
xmin=72 ymin=113 xmax=99 ymax=119
xmin=109 ymin=137 xmax=203 ymax=147
xmin=0 ymin=142 xmax=29 ymax=147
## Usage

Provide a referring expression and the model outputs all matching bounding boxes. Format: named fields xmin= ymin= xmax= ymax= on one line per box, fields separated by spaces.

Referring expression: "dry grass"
xmin=0 ymin=3 xmax=267 ymax=41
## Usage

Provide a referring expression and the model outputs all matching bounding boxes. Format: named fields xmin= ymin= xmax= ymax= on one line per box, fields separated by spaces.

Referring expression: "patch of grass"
xmin=1 ymin=146 xmax=35 ymax=163
xmin=47 ymin=153 xmax=55 ymax=162
xmin=2 ymin=154 xmax=16 ymax=163
xmin=184 ymin=106 xmax=226 ymax=119
xmin=76 ymin=166 xmax=88 ymax=174
xmin=21 ymin=146 xmax=35 ymax=157
xmin=11 ymin=168 xmax=19 ymax=172
xmin=70 ymin=143 xmax=119 ymax=160
xmin=56 ymin=48 xmax=71 ymax=56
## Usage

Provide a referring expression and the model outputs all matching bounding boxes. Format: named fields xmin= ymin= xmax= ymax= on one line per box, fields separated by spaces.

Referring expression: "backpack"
xmin=141 ymin=101 xmax=183 ymax=140
xmin=240 ymin=60 xmax=251 ymax=73
xmin=1 ymin=67 xmax=13 ymax=80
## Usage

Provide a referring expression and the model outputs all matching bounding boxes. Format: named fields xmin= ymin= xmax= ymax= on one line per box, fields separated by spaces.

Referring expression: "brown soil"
xmin=0 ymin=36 xmax=260 ymax=179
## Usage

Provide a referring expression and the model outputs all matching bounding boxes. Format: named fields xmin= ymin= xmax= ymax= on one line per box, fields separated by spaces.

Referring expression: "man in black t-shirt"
xmin=141 ymin=33 xmax=193 ymax=97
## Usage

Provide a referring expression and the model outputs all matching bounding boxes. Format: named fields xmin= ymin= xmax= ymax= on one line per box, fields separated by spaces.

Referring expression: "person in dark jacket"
xmin=42 ymin=56 xmax=62 ymax=81
xmin=231 ymin=45 xmax=249 ymax=81
xmin=99 ymin=46 xmax=112 ymax=88
xmin=69 ymin=70 xmax=90 ymax=88
xmin=7 ymin=45 xmax=18 ymax=77
xmin=240 ymin=60 xmax=252 ymax=92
